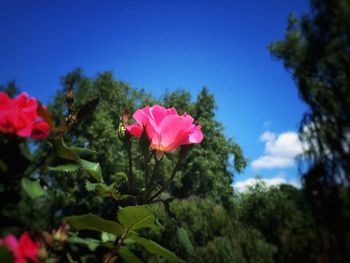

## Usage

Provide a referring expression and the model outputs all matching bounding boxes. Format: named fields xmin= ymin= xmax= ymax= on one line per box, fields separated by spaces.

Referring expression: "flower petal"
xmin=150 ymin=105 xmax=177 ymax=126
xmin=157 ymin=115 xmax=194 ymax=151
xmin=126 ymin=124 xmax=142 ymax=138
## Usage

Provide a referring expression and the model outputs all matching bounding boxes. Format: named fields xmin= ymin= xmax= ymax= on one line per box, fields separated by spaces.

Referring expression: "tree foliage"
xmin=269 ymin=0 xmax=350 ymax=260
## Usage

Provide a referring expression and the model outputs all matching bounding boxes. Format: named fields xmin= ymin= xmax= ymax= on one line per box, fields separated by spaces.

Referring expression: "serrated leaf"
xmin=70 ymin=147 xmax=97 ymax=157
xmin=118 ymin=205 xmax=161 ymax=232
xmin=85 ymin=181 xmax=115 ymax=197
xmin=76 ymin=97 xmax=99 ymax=122
xmin=49 ymin=138 xmax=80 ymax=161
xmin=80 ymin=159 xmax=102 ymax=182
xmin=85 ymin=181 xmax=130 ymax=201
xmin=85 ymin=181 xmax=96 ymax=191
xmin=21 ymin=178 xmax=45 ymax=199
xmin=65 ymin=213 xmax=124 ymax=237
xmin=48 ymin=164 xmax=80 ymax=173
xmin=119 ymin=246 xmax=143 ymax=263
xmin=68 ymin=235 xmax=101 ymax=251
xmin=127 ymin=235 xmax=185 ymax=263
xmin=176 ymin=227 xmax=195 ymax=256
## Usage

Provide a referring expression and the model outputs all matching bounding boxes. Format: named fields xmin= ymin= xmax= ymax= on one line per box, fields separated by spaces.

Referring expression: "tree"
xmin=237 ymin=180 xmax=318 ymax=262
xmin=269 ymin=0 xmax=350 ymax=261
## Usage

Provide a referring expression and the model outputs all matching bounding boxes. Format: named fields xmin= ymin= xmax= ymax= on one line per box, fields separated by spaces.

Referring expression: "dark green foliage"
xmin=150 ymin=197 xmax=276 ymax=263
xmin=269 ymin=0 xmax=350 ymax=260
xmin=238 ymin=181 xmax=318 ymax=262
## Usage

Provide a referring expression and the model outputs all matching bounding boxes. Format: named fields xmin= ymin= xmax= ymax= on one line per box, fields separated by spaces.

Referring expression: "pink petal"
xmin=14 ymin=93 xmax=38 ymax=118
xmin=31 ymin=121 xmax=50 ymax=139
xmin=0 ymin=92 xmax=12 ymax=110
xmin=133 ymin=106 xmax=159 ymax=139
xmin=150 ymin=105 xmax=177 ymax=126
xmin=3 ymin=235 xmax=19 ymax=251
xmin=178 ymin=125 xmax=204 ymax=145
xmin=18 ymin=232 xmax=40 ymax=263
xmin=188 ymin=125 xmax=204 ymax=143
xmin=133 ymin=106 xmax=151 ymax=127
xmin=156 ymin=115 xmax=194 ymax=151
xmin=17 ymin=125 xmax=34 ymax=137
xmin=126 ymin=124 xmax=142 ymax=138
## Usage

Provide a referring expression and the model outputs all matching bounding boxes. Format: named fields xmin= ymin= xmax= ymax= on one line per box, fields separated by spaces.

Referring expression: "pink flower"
xmin=0 ymin=92 xmax=50 ymax=139
xmin=126 ymin=105 xmax=203 ymax=158
xmin=0 ymin=232 xmax=40 ymax=263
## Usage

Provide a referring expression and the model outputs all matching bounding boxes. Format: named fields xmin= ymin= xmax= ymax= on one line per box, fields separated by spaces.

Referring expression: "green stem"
xmin=145 ymin=158 xmax=161 ymax=200
xmin=126 ymin=142 xmax=133 ymax=193
xmin=148 ymin=158 xmax=182 ymax=202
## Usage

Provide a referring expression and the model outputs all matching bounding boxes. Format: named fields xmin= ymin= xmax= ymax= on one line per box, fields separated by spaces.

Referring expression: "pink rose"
xmin=0 ymin=92 xmax=50 ymax=139
xmin=0 ymin=232 xmax=40 ymax=263
xmin=126 ymin=105 xmax=203 ymax=157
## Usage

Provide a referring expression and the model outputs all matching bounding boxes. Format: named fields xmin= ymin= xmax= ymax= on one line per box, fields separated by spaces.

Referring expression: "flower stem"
xmin=148 ymin=158 xmax=182 ymax=202
xmin=126 ymin=142 xmax=133 ymax=192
xmin=145 ymin=157 xmax=161 ymax=200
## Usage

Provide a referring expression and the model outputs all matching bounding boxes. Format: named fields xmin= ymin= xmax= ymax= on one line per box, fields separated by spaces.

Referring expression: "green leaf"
xmin=115 ymin=172 xmax=128 ymax=183
xmin=101 ymin=232 xmax=115 ymax=242
xmin=0 ymin=245 xmax=14 ymax=262
xmin=80 ymin=159 xmax=103 ymax=182
xmin=49 ymin=138 xmax=80 ymax=161
xmin=76 ymin=97 xmax=100 ymax=122
xmin=127 ymin=235 xmax=185 ymax=263
xmin=68 ymin=234 xmax=101 ymax=251
xmin=48 ymin=164 xmax=80 ymax=173
xmin=85 ymin=181 xmax=96 ymax=191
xmin=70 ymin=146 xmax=97 ymax=157
xmin=176 ymin=227 xmax=195 ymax=256
xmin=118 ymin=205 xmax=161 ymax=232
xmin=65 ymin=213 xmax=124 ymax=237
xmin=119 ymin=246 xmax=143 ymax=263
xmin=85 ymin=181 xmax=129 ymax=200
xmin=85 ymin=181 xmax=114 ymax=194
xmin=21 ymin=178 xmax=45 ymax=199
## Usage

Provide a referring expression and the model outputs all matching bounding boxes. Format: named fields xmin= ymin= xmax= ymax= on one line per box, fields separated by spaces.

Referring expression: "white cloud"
xmin=252 ymin=131 xmax=305 ymax=170
xmin=252 ymin=156 xmax=294 ymax=169
xmin=260 ymin=131 xmax=276 ymax=141
xmin=233 ymin=173 xmax=301 ymax=192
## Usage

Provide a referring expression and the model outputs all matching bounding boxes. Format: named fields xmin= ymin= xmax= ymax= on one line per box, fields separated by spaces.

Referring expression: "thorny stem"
xmin=148 ymin=158 xmax=183 ymax=202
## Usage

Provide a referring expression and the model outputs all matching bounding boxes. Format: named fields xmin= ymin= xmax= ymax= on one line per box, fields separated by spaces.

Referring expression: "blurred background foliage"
xmin=1 ymin=0 xmax=349 ymax=262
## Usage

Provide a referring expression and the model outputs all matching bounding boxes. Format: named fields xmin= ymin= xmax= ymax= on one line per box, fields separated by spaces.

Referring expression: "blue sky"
xmin=0 ymin=0 xmax=309 ymax=189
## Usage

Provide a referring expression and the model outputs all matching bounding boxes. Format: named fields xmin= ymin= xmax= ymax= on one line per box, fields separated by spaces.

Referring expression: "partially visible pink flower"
xmin=17 ymin=232 xmax=40 ymax=263
xmin=31 ymin=121 xmax=50 ymax=140
xmin=0 ymin=232 xmax=40 ymax=263
xmin=126 ymin=105 xmax=203 ymax=157
xmin=0 ymin=92 xmax=50 ymax=139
